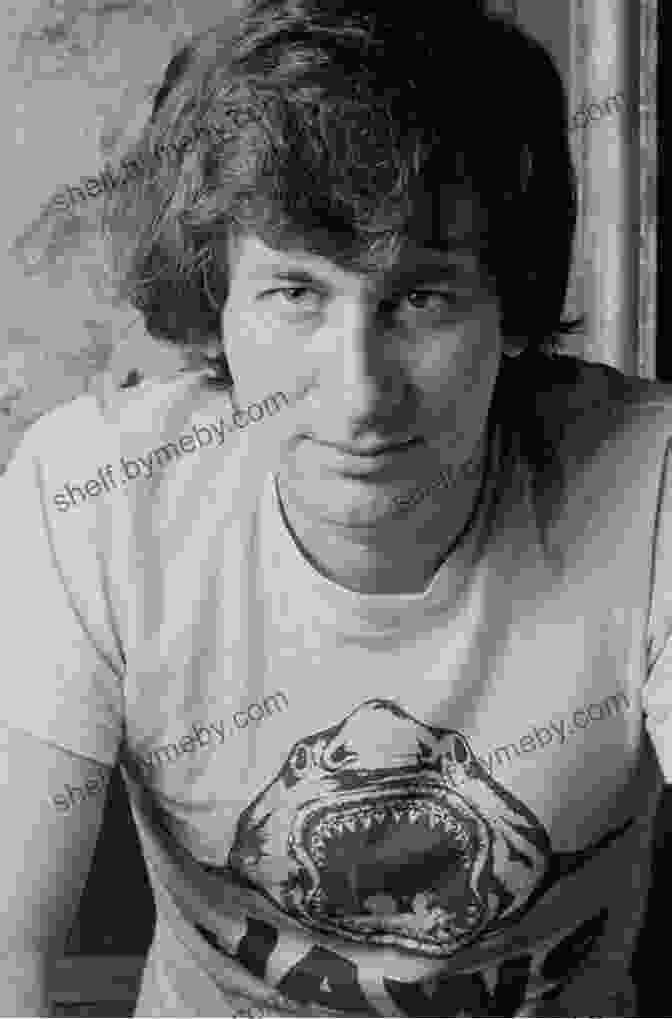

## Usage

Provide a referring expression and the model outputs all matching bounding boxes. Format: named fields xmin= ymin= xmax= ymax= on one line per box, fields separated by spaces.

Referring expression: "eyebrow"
xmin=387 ymin=261 xmax=479 ymax=284
xmin=248 ymin=254 xmax=481 ymax=284
xmin=253 ymin=269 xmax=326 ymax=283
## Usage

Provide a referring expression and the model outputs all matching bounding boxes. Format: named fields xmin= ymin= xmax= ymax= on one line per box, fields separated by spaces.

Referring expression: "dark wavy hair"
xmin=102 ymin=0 xmax=584 ymax=387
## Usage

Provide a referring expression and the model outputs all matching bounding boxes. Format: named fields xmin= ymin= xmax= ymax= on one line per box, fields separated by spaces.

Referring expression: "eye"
xmin=452 ymin=734 xmax=470 ymax=765
xmin=403 ymin=290 xmax=459 ymax=312
xmin=279 ymin=287 xmax=314 ymax=303
xmin=264 ymin=286 xmax=323 ymax=311
xmin=325 ymin=742 xmax=353 ymax=769
xmin=293 ymin=744 xmax=309 ymax=772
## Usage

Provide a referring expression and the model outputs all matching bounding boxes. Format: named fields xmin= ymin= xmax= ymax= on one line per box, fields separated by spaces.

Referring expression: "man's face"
xmin=221 ymin=205 xmax=504 ymax=532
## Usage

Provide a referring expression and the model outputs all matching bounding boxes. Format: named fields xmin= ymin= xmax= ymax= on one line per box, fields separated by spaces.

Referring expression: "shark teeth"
xmin=308 ymin=798 xmax=470 ymax=865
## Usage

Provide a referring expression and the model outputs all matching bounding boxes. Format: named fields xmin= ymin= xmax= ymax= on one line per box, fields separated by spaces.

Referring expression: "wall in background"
xmin=515 ymin=0 xmax=657 ymax=377
xmin=2 ymin=0 xmax=245 ymax=475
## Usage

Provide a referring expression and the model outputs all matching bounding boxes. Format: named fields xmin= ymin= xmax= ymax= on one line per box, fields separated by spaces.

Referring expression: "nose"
xmin=333 ymin=300 xmax=408 ymax=432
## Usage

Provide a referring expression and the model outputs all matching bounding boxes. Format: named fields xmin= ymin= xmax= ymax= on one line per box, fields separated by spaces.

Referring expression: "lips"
xmin=323 ymin=437 xmax=422 ymax=456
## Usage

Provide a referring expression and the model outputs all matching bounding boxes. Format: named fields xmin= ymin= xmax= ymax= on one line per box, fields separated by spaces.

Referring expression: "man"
xmin=0 ymin=2 xmax=668 ymax=1015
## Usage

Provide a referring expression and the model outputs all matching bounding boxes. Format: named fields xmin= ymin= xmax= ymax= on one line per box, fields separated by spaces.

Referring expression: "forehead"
xmin=229 ymin=232 xmax=485 ymax=284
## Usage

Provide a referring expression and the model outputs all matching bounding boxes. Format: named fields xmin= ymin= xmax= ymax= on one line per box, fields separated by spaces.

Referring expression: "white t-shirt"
xmin=2 ymin=352 xmax=672 ymax=1018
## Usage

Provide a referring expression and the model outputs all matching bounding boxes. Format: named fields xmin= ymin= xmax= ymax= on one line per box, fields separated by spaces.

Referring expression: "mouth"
xmin=314 ymin=436 xmax=425 ymax=475
xmin=322 ymin=437 xmax=423 ymax=457
xmin=294 ymin=792 xmax=487 ymax=945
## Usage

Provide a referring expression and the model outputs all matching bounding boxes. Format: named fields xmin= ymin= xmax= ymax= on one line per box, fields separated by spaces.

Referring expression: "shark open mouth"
xmin=282 ymin=787 xmax=492 ymax=949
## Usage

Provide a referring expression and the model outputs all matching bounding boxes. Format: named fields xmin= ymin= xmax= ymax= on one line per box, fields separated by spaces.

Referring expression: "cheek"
xmin=417 ymin=305 xmax=502 ymax=409
xmin=459 ymin=312 xmax=503 ymax=399
xmin=221 ymin=303 xmax=311 ymax=406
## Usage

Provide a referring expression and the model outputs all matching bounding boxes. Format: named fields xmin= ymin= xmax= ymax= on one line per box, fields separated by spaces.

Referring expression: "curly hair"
xmin=102 ymin=0 xmax=584 ymax=386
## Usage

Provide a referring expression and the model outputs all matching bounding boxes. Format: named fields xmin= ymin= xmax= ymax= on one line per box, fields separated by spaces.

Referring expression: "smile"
xmin=336 ymin=437 xmax=422 ymax=456
xmin=315 ymin=437 xmax=424 ymax=476
xmin=319 ymin=436 xmax=423 ymax=456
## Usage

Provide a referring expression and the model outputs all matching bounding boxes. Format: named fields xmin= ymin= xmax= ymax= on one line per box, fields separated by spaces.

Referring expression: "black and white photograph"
xmin=1 ymin=1 xmax=661 ymax=1015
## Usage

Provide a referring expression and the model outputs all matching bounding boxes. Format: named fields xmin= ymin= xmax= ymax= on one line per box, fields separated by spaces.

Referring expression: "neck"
xmin=276 ymin=431 xmax=492 ymax=596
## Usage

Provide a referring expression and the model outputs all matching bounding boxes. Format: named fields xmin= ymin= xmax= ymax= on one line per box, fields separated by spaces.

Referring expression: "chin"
xmin=279 ymin=461 xmax=412 ymax=523
xmin=315 ymin=484 xmax=408 ymax=528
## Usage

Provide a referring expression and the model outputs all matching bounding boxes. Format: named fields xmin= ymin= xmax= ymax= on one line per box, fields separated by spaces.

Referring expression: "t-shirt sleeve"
xmin=0 ymin=399 xmax=126 ymax=765
xmin=644 ymin=436 xmax=672 ymax=781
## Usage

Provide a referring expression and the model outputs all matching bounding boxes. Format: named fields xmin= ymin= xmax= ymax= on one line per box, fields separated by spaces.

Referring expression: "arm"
xmin=0 ymin=724 xmax=112 ymax=1016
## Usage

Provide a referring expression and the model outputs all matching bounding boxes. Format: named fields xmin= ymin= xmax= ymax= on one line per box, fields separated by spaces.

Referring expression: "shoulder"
xmin=91 ymin=368 xmax=234 ymax=443
xmin=533 ymin=352 xmax=672 ymax=420
xmin=1 ymin=370 xmax=242 ymax=535
xmin=502 ymin=352 xmax=672 ymax=468
xmin=10 ymin=369 xmax=231 ymax=484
